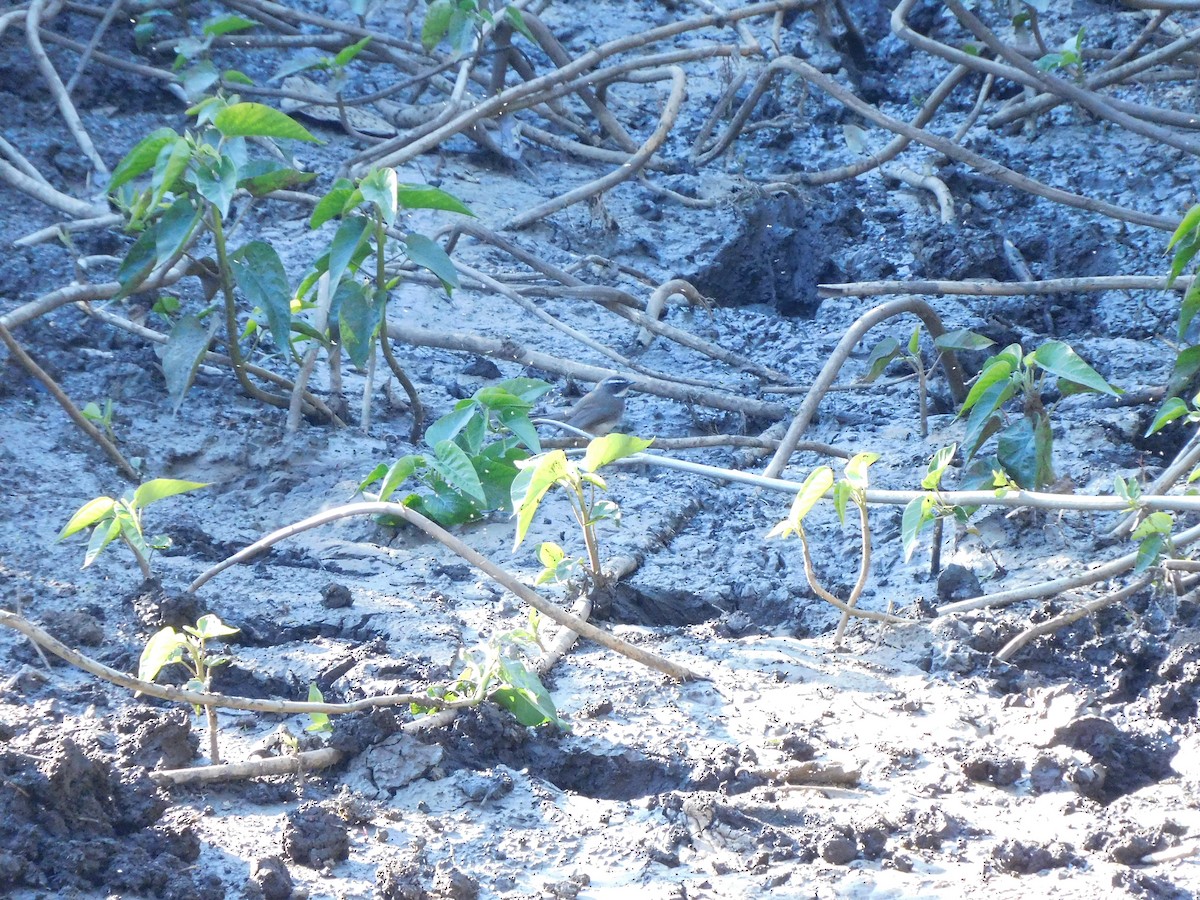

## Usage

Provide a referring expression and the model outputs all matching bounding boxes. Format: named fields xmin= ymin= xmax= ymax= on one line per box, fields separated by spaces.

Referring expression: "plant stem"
xmin=834 ymin=499 xmax=874 ymax=645
xmin=208 ymin=205 xmax=290 ymax=412
xmin=122 ymin=534 xmax=153 ymax=580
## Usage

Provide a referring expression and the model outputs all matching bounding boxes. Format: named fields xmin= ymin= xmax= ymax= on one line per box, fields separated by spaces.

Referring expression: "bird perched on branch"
xmin=547 ymin=376 xmax=634 ymax=436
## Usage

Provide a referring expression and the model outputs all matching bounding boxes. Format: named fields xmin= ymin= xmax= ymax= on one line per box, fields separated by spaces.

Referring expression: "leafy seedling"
xmin=58 ymin=478 xmax=208 ymax=579
xmin=139 ymin=613 xmax=239 ymax=763
xmin=80 ymin=399 xmax=116 ymax=441
xmin=957 ymin=340 xmax=1119 ymax=490
xmin=864 ymin=328 xmax=993 ymax=437
xmin=359 ymin=378 xmax=552 ymax=525
xmin=768 ymin=452 xmax=886 ymax=645
xmin=512 ymin=433 xmax=654 ymax=588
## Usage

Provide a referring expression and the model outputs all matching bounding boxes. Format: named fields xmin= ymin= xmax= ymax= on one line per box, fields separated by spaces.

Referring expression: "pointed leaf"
xmin=231 ymin=241 xmax=293 ymax=354
xmin=395 ymin=184 xmax=473 ymax=215
xmin=379 ymin=455 xmax=423 ymax=500
xmin=1181 ymin=279 xmax=1200 ymax=340
xmin=337 ymin=280 xmax=383 ymax=369
xmin=421 ymin=0 xmax=454 ymax=51
xmin=1029 ymin=341 xmax=1118 ymax=397
xmin=512 ymin=451 xmax=570 ymax=549
xmin=188 ymin=154 xmax=238 ymax=219
xmin=236 ymin=160 xmax=316 ymax=196
xmin=934 ymin=329 xmax=995 ymax=351
xmin=193 ymin=613 xmax=240 ymax=639
xmin=425 ymin=403 xmax=480 ymax=448
xmin=359 ymin=166 xmax=399 ymax=227
xmin=59 ymin=496 xmax=115 ymax=539
xmin=328 ymin=215 xmax=371 ymax=295
xmin=432 ymin=440 xmax=487 ymax=506
xmin=497 ymin=408 xmax=540 ymax=453
xmin=767 ymin=467 xmax=834 ymax=539
xmin=1147 ymin=397 xmax=1192 ymax=436
xmin=960 ymin=357 xmax=1014 ymax=413
xmin=83 ymin=518 xmax=122 ymax=567
xmin=132 ymin=478 xmax=209 ymax=509
xmin=161 ymin=313 xmax=215 ymax=413
xmin=580 ymin=433 xmax=654 ymax=472
xmin=139 ymin=627 xmax=186 ymax=683
xmin=310 ymin=179 xmax=356 ymax=228
xmin=404 ymin=233 xmax=458 ymax=293
xmin=922 ymin=444 xmax=957 ymax=490
xmin=1168 ymin=204 xmax=1200 ymax=252
xmin=110 ymin=128 xmax=181 ymax=193
xmin=901 ymin=495 xmax=935 ymax=561
xmin=862 ymin=337 xmax=900 ymax=383
xmin=213 ymin=102 xmax=322 ymax=142
xmin=843 ymin=452 xmax=879 ymax=491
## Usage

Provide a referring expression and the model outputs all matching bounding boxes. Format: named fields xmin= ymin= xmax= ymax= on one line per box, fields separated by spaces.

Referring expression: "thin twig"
xmin=0 ymin=319 xmax=139 ymax=481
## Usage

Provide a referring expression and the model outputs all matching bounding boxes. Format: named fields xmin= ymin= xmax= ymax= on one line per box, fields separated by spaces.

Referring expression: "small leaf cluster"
xmin=139 ymin=614 xmax=240 ymax=713
xmin=421 ymin=0 xmax=534 ymax=55
xmin=58 ymin=478 xmax=208 ymax=574
xmin=958 ymin=340 xmax=1118 ymax=490
xmin=360 ymin=378 xmax=552 ymax=525
xmin=415 ymin=611 xmax=562 ymax=728
xmin=512 ymin=433 xmax=654 ymax=584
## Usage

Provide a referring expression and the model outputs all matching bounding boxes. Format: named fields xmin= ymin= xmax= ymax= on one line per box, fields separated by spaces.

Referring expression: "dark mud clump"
xmin=0 ymin=731 xmax=220 ymax=897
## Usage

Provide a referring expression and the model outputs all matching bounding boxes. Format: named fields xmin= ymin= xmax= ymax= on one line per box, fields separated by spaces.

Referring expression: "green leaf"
xmin=1134 ymin=533 xmax=1167 ymax=575
xmin=832 ymin=480 xmax=851 ymax=525
xmin=378 ymin=455 xmax=423 ymax=500
xmin=155 ymin=196 xmax=201 ymax=268
xmin=474 ymin=387 xmax=530 ymax=412
xmin=109 ymin=128 xmax=181 ymax=193
xmin=766 ymin=467 xmax=834 ymax=539
xmin=395 ymin=184 xmax=474 ymax=215
xmin=996 ymin=416 xmax=1054 ymax=490
xmin=310 ymin=179 xmax=356 ymax=228
xmin=148 ymin=137 xmax=194 ymax=212
xmin=305 ymin=683 xmax=333 ymax=734
xmin=494 ymin=657 xmax=563 ymax=728
xmin=192 ymin=613 xmax=240 ymax=639
xmin=901 ymin=495 xmax=935 ymax=561
xmin=504 ymin=6 xmax=536 ymax=43
xmin=934 ymin=329 xmax=995 ymax=351
xmin=1169 ymin=229 xmax=1200 ymax=284
xmin=495 ymin=377 xmax=553 ymax=403
xmin=425 ymin=403 xmax=480 ymax=449
xmin=213 ymin=102 xmax=322 ymax=143
xmin=404 ymin=233 xmax=459 ymax=294
xmin=161 ymin=313 xmax=214 ymax=413
xmin=139 ymin=627 xmax=186 ymax=683
xmin=1029 ymin=341 xmax=1118 ymax=397
xmin=862 ymin=337 xmax=900 ymax=383
xmin=960 ymin=356 xmax=1014 ymax=413
xmin=921 ymin=444 xmax=957 ymax=490
xmin=962 ymin=379 xmax=1014 ymax=459
xmin=538 ymin=541 xmax=565 ymax=568
xmin=580 ymin=433 xmax=654 ymax=472
xmin=1180 ymin=279 xmax=1200 ymax=340
xmin=432 ymin=440 xmax=487 ymax=505
xmin=1168 ymin=204 xmax=1200 ymax=252
xmin=421 ymin=0 xmax=455 ymax=51
xmin=132 ymin=478 xmax=209 ymax=509
xmin=83 ymin=517 xmax=122 ymax=567
xmin=222 ymin=69 xmax=255 ymax=86
xmin=236 ymin=160 xmax=316 ymax=196
xmin=59 ymin=496 xmax=115 ymax=539
xmin=843 ymin=451 xmax=878 ymax=492
xmin=1132 ymin=511 xmax=1174 ymax=542
xmin=188 ymin=154 xmax=238 ymax=219
xmin=360 ymin=167 xmax=399 ymax=227
xmin=328 ymin=215 xmax=371 ymax=295
xmin=475 ymin=441 xmax=528 ymax=509
xmin=332 ymin=36 xmax=372 ymax=67
xmin=512 ymin=451 xmax=571 ymax=549
xmin=497 ymin=408 xmax=540 ymax=453
xmin=1147 ymin=397 xmax=1192 ymax=436
xmin=336 ymin=280 xmax=382 ymax=369
xmin=180 ymin=60 xmax=219 ymax=101
xmin=231 ymin=241 xmax=293 ymax=355
xmin=203 ymin=14 xmax=257 ymax=36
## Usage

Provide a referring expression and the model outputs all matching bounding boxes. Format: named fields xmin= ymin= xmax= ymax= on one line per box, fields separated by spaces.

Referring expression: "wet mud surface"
xmin=3 ymin=0 xmax=1200 ymax=897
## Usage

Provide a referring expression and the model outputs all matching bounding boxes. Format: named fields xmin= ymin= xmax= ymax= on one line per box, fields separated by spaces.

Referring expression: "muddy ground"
xmin=2 ymin=0 xmax=1200 ymax=897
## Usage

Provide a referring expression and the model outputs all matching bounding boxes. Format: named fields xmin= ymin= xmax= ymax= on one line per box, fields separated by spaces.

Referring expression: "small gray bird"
xmin=549 ymin=376 xmax=633 ymax=436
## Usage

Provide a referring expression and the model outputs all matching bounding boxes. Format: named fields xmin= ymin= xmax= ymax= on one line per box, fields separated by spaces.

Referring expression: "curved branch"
xmin=186 ymin=501 xmax=702 ymax=682
xmin=762 ymin=298 xmax=966 ymax=479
